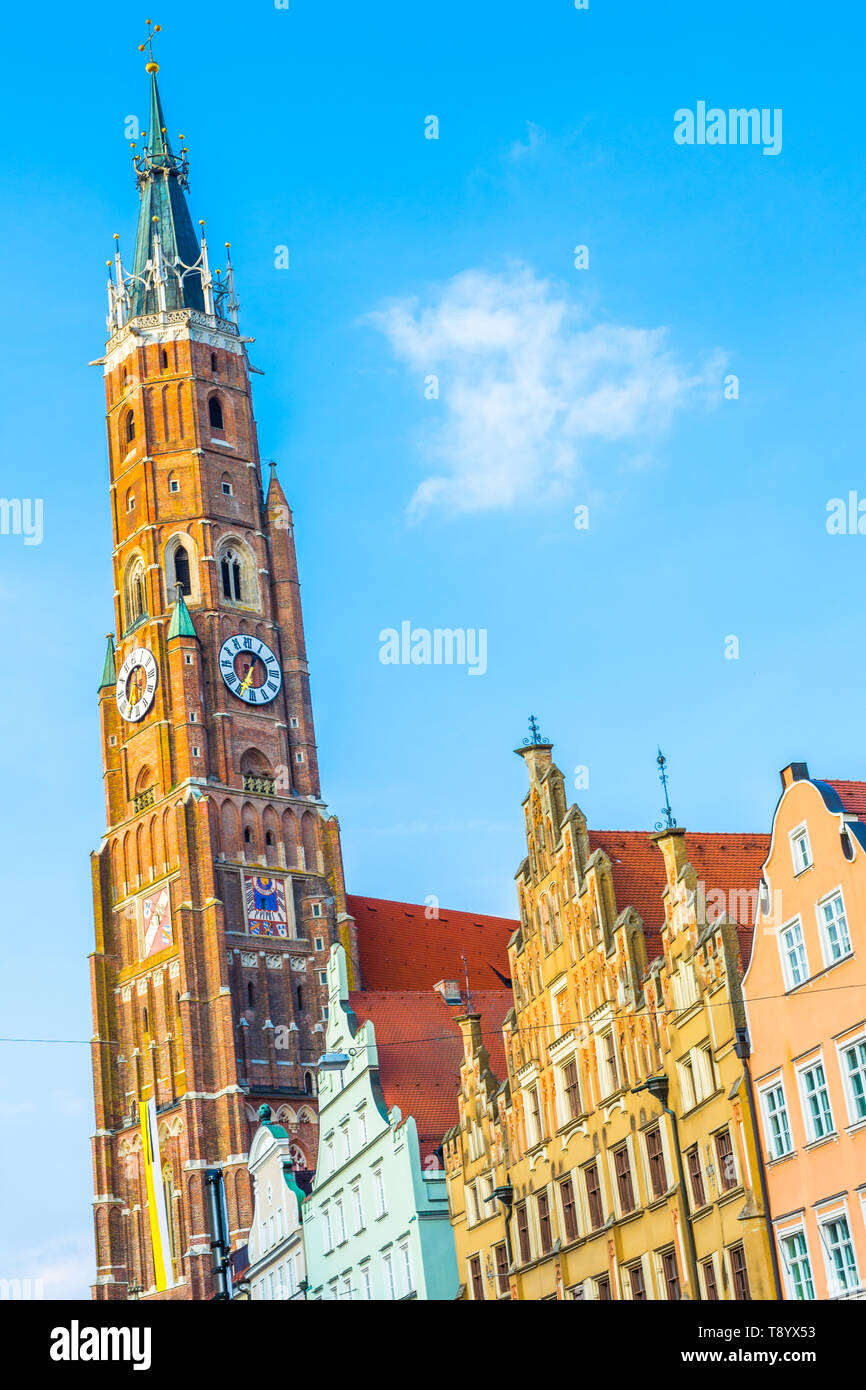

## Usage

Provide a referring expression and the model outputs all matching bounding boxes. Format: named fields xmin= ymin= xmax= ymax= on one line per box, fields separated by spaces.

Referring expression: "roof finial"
xmin=138 ymin=18 xmax=162 ymax=73
xmin=522 ymin=714 xmax=549 ymax=747
xmin=655 ymin=747 xmax=677 ymax=831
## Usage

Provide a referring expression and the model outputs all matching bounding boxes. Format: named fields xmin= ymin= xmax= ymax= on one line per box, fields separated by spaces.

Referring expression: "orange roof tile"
xmin=347 ymin=894 xmax=517 ymax=993
xmin=590 ymin=830 xmax=770 ymax=964
xmin=825 ymin=780 xmax=866 ymax=816
xmin=348 ymin=988 xmax=512 ymax=1160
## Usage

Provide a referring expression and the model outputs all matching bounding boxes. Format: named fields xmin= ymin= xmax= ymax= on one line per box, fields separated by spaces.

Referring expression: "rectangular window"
xmin=373 ymin=1167 xmax=386 ymax=1218
xmin=340 ymin=1275 xmax=352 ymax=1301
xmin=358 ymin=1107 xmax=368 ymax=1147
xmin=679 ymin=1055 xmax=696 ymax=1110
xmin=322 ymin=1205 xmax=333 ymax=1253
xmin=661 ymin=1248 xmax=680 ymax=1301
xmin=515 ymin=1202 xmax=531 ymax=1264
xmin=596 ymin=1274 xmax=611 ymax=1301
xmin=819 ymin=892 xmax=852 ymax=962
xmin=559 ymin=1176 xmax=578 ymax=1243
xmin=526 ymin=1085 xmax=543 ymax=1146
xmin=326 ymin=1139 xmax=336 ymax=1174
xmin=645 ymin=1125 xmax=666 ymax=1198
xmin=780 ymin=919 xmax=809 ymax=988
xmin=780 ymin=1230 xmax=815 ymax=1300
xmin=842 ymin=1039 xmax=866 ymax=1123
xmin=469 ymin=1254 xmax=485 ymax=1301
xmin=537 ymin=1190 xmax=552 ymax=1255
xmin=334 ymin=1198 xmax=346 ymax=1243
xmin=762 ymin=1082 xmax=794 ymax=1159
xmin=791 ymin=827 xmax=812 ymax=873
xmin=359 ymin=1263 xmax=372 ymax=1300
xmin=314 ymin=936 xmax=324 ymax=952
xmin=821 ymin=1215 xmax=859 ymax=1294
xmin=494 ymin=1243 xmax=510 ymax=1295
xmin=628 ymin=1263 xmax=646 ymax=1301
xmin=584 ymin=1161 xmax=604 ymax=1230
xmin=714 ymin=1128 xmax=737 ymax=1191
xmin=340 ymin=1126 xmax=351 ymax=1162
xmin=613 ymin=1145 xmax=635 ymax=1213
xmin=800 ymin=1061 xmax=835 ymax=1140
xmin=399 ymin=1240 xmax=413 ymax=1296
xmin=562 ymin=1057 xmax=582 ymax=1120
xmin=382 ymin=1252 xmax=395 ymax=1300
xmin=729 ymin=1243 xmax=751 ymax=1300
xmin=686 ymin=1146 xmax=706 ymax=1208
xmin=352 ymin=1184 xmax=364 ymax=1233
xmin=702 ymin=1259 xmax=718 ymax=1300
xmin=602 ymin=1029 xmax=619 ymax=1093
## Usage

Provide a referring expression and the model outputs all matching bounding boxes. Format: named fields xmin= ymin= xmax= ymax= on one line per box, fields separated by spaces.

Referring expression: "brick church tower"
xmin=89 ymin=50 xmax=359 ymax=1300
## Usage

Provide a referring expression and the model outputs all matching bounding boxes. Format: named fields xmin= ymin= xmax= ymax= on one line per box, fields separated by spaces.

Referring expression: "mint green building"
xmin=302 ymin=945 xmax=459 ymax=1300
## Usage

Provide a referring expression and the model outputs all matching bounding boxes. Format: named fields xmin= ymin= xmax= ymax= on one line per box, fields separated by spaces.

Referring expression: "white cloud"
xmin=367 ymin=265 xmax=724 ymax=516
xmin=508 ymin=121 xmax=546 ymax=160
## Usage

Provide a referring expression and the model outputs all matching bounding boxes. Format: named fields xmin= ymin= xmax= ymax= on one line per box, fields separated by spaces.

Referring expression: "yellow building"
xmin=444 ymin=731 xmax=779 ymax=1300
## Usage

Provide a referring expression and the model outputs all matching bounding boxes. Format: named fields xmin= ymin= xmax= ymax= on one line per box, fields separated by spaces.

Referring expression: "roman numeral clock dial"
xmin=115 ymin=647 xmax=158 ymax=722
xmin=219 ymin=635 xmax=282 ymax=705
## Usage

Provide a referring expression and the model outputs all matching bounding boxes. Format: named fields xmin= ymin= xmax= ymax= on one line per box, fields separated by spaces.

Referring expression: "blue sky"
xmin=1 ymin=0 xmax=864 ymax=1297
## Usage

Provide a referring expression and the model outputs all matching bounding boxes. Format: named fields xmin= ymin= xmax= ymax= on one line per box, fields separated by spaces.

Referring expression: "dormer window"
xmin=208 ymin=396 xmax=224 ymax=431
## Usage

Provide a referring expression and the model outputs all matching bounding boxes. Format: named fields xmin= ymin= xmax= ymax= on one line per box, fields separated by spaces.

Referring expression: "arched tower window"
xmin=220 ymin=547 xmax=243 ymax=602
xmin=210 ymin=352 xmax=219 ymax=374
xmin=296 ymin=985 xmax=304 ymax=1012
xmin=125 ymin=409 xmax=136 ymax=443
xmin=247 ymin=981 xmax=255 ymax=1010
xmin=172 ymin=545 xmax=191 ymax=596
xmin=126 ymin=556 xmax=147 ymax=629
xmin=160 ymin=349 xmax=169 ymax=370
xmin=208 ymin=396 xmax=224 ymax=431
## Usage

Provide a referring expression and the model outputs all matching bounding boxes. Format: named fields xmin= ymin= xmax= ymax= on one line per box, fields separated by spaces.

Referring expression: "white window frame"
xmin=382 ymin=1250 xmax=396 ymax=1300
xmin=759 ymin=1078 xmax=794 ymax=1159
xmin=778 ymin=1225 xmax=816 ymax=1301
xmin=399 ymin=1239 xmax=414 ymax=1296
xmin=678 ymin=1054 xmax=696 ymax=1111
xmin=796 ymin=1055 xmax=835 ymax=1142
xmin=373 ymin=1165 xmax=386 ymax=1218
xmin=357 ymin=1104 xmax=368 ymax=1148
xmin=334 ymin=1196 xmax=346 ymax=1244
xmin=816 ymin=888 xmax=853 ymax=967
xmin=837 ymin=1032 xmax=866 ymax=1126
xmin=789 ymin=824 xmax=812 ymax=875
xmin=778 ymin=916 xmax=809 ymax=990
xmin=817 ymin=1209 xmax=860 ymax=1296
xmin=322 ymin=1203 xmax=333 ymax=1253
xmin=351 ymin=1182 xmax=365 ymax=1233
xmin=359 ymin=1261 xmax=372 ymax=1300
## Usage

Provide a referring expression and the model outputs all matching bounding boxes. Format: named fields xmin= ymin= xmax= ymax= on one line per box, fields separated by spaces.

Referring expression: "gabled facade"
xmin=443 ymin=734 xmax=777 ymax=1300
xmin=302 ymin=945 xmax=461 ymax=1300
xmin=744 ymin=764 xmax=866 ymax=1300
xmin=246 ymin=1105 xmax=309 ymax=1300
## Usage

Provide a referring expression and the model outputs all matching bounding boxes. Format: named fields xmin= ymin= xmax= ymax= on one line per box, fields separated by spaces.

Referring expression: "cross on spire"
xmin=655 ymin=747 xmax=677 ymax=831
xmin=138 ymin=18 xmax=162 ymax=72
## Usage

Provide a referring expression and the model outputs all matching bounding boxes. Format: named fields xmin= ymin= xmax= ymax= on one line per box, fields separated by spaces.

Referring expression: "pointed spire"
xmin=129 ymin=60 xmax=204 ymax=316
xmin=167 ymin=584 xmax=197 ymax=640
xmin=99 ymin=634 xmax=116 ymax=691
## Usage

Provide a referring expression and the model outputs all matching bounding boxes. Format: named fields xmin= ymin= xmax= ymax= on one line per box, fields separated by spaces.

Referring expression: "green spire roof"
xmin=99 ymin=634 xmax=116 ymax=690
xmin=130 ymin=69 xmax=204 ymax=317
xmin=167 ymin=586 xmax=197 ymax=640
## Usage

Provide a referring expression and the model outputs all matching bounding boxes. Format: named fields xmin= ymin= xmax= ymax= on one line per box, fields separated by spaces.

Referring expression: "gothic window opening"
xmin=125 ymin=409 xmax=136 ymax=443
xmin=211 ymin=352 xmax=218 ymax=374
xmin=247 ymin=982 xmax=255 ymax=1010
xmin=265 ymin=830 xmax=274 ymax=846
xmin=173 ymin=544 xmax=191 ymax=596
xmin=143 ymin=1007 xmax=149 ymax=1035
xmin=296 ymin=985 xmax=304 ymax=1012
xmin=208 ymin=395 xmax=224 ymax=431
xmin=126 ymin=557 xmax=147 ymax=629
xmin=161 ymin=349 xmax=169 ymax=370
xmin=244 ymin=826 xmax=252 ymax=844
xmin=220 ymin=548 xmax=243 ymax=602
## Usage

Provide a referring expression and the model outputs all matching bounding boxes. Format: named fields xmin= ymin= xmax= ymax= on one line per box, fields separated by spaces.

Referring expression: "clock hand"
xmin=239 ymin=662 xmax=255 ymax=694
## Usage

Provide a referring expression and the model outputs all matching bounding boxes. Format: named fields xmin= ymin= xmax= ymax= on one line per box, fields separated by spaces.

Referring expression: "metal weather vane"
xmin=654 ymin=747 xmax=677 ymax=831
xmin=523 ymin=714 xmax=550 ymax=747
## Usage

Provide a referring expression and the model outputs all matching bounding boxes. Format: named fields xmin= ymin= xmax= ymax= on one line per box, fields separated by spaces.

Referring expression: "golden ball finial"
xmin=114 ymin=233 xmax=120 ymax=240
xmin=198 ymin=219 xmax=205 ymax=226
xmin=152 ymin=215 xmax=159 ymax=222
xmin=154 ymin=23 xmax=161 ymax=31
xmin=139 ymin=44 xmax=145 ymax=52
xmin=146 ymin=61 xmax=159 ymax=73
xmin=106 ymin=260 xmax=113 ymax=267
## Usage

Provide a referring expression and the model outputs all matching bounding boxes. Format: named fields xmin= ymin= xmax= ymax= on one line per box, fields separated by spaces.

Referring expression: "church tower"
xmin=89 ymin=43 xmax=359 ymax=1300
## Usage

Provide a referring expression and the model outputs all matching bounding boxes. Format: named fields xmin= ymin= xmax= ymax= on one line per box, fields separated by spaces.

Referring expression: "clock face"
xmin=219 ymin=635 xmax=282 ymax=705
xmin=116 ymin=646 xmax=158 ymax=722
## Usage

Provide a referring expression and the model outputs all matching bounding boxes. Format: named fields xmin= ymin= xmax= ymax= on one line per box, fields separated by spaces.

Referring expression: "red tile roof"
xmin=348 ymin=988 xmax=512 ymax=1160
xmin=347 ymin=895 xmax=517 ymax=994
xmin=826 ymin=780 xmax=866 ymax=816
xmin=590 ymin=830 xmax=770 ymax=964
